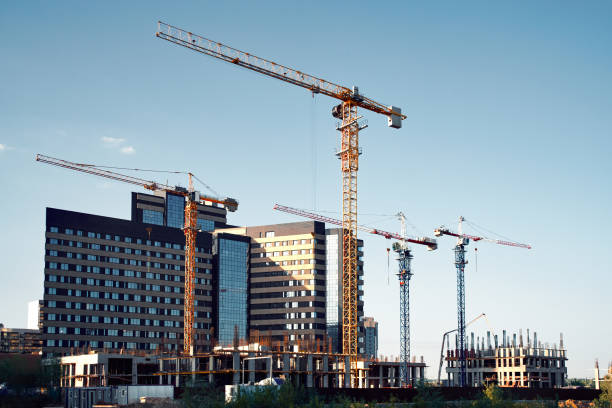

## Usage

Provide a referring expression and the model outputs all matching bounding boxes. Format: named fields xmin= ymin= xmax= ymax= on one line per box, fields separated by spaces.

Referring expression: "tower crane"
xmin=156 ymin=21 xmax=407 ymax=381
xmin=434 ymin=217 xmax=530 ymax=386
xmin=36 ymin=154 xmax=238 ymax=355
xmin=273 ymin=204 xmax=436 ymax=387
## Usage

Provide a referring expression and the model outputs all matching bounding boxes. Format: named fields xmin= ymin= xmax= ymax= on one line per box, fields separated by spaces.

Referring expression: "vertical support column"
xmin=344 ymin=356 xmax=351 ymax=388
xmin=175 ymin=358 xmax=180 ymax=387
xmin=248 ymin=355 xmax=255 ymax=384
xmin=283 ymin=354 xmax=290 ymax=382
xmin=307 ymin=354 xmax=313 ymax=388
xmin=232 ymin=351 xmax=240 ymax=385
xmin=323 ymin=355 xmax=329 ymax=388
xmin=191 ymin=356 xmax=196 ymax=384
xmin=208 ymin=355 xmax=215 ymax=384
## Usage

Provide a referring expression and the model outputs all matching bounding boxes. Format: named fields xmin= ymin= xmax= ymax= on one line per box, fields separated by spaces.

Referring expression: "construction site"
xmin=11 ymin=16 xmax=598 ymax=408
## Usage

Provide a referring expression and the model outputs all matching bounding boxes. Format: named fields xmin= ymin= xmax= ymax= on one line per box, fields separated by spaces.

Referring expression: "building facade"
xmin=363 ymin=317 xmax=378 ymax=359
xmin=220 ymin=222 xmax=327 ymax=347
xmin=325 ymin=228 xmax=365 ymax=354
xmin=0 ymin=328 xmax=42 ymax=354
xmin=42 ymin=196 xmax=247 ymax=356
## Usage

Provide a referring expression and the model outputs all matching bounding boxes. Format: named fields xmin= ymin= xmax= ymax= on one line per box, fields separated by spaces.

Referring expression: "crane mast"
xmin=394 ymin=212 xmax=413 ymax=386
xmin=156 ymin=24 xmax=407 ymax=381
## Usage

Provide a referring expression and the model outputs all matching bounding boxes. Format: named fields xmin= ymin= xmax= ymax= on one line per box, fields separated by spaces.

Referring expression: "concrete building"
xmin=221 ymin=221 xmax=327 ymax=347
xmin=445 ymin=330 xmax=567 ymax=388
xmin=0 ymin=328 xmax=42 ymax=354
xmin=42 ymin=191 xmax=248 ymax=356
xmin=325 ymin=228 xmax=365 ymax=354
xmin=60 ymin=352 xmax=159 ymax=387
xmin=364 ymin=317 xmax=378 ymax=359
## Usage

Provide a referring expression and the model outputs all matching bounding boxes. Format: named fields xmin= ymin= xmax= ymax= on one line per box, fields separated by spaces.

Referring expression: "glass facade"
xmin=142 ymin=209 xmax=164 ymax=226
xmin=166 ymin=194 xmax=185 ymax=229
xmin=326 ymin=233 xmax=340 ymax=353
xmin=217 ymin=238 xmax=248 ymax=346
xmin=197 ymin=218 xmax=215 ymax=232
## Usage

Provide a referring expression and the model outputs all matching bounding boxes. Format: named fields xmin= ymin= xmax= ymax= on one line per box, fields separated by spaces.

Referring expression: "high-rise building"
xmin=221 ymin=221 xmax=327 ymax=347
xmin=325 ymin=228 xmax=365 ymax=354
xmin=363 ymin=317 xmax=378 ymax=359
xmin=42 ymin=192 xmax=247 ymax=357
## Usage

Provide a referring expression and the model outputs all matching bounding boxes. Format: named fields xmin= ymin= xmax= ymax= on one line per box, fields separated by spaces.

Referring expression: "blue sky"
xmin=1 ymin=1 xmax=610 ymax=378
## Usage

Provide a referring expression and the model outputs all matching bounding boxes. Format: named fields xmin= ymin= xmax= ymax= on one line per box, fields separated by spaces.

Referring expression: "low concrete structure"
xmin=445 ymin=330 xmax=567 ymax=388
xmin=60 ymin=352 xmax=158 ymax=387
xmin=157 ymin=343 xmax=426 ymax=389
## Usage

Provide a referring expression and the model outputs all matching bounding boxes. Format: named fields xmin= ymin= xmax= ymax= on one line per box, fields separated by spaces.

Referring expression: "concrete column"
xmin=344 ymin=356 xmax=351 ymax=388
xmin=265 ymin=357 xmax=272 ymax=381
xmin=379 ymin=365 xmax=383 ymax=388
xmin=132 ymin=359 xmax=137 ymax=385
xmin=175 ymin=358 xmax=180 ymax=387
xmin=283 ymin=354 xmax=290 ymax=382
xmin=208 ymin=356 xmax=215 ymax=384
xmin=248 ymin=354 xmax=255 ymax=384
xmin=307 ymin=354 xmax=313 ymax=388
xmin=232 ymin=352 xmax=240 ymax=385
xmin=323 ymin=355 xmax=329 ymax=388
xmin=191 ymin=357 xmax=197 ymax=384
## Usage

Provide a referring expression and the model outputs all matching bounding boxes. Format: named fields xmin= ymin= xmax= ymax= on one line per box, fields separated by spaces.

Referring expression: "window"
xmin=49 ymin=226 xmax=59 ymax=233
xmin=166 ymin=194 xmax=185 ymax=229
xmin=265 ymin=231 xmax=275 ymax=238
xmin=197 ymin=218 xmax=215 ymax=232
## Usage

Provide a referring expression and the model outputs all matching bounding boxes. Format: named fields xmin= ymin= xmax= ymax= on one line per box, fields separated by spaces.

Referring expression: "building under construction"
xmin=59 ymin=345 xmax=426 ymax=391
xmin=445 ymin=330 xmax=567 ymax=388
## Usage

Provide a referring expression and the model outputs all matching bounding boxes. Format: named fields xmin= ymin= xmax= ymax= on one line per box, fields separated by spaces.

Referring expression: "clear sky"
xmin=1 ymin=1 xmax=610 ymax=378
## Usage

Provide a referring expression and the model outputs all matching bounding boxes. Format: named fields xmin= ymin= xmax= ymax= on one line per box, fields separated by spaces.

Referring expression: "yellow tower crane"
xmin=155 ymin=22 xmax=406 ymax=381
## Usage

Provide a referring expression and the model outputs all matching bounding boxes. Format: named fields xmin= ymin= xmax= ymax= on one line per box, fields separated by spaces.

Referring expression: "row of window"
xmin=250 ymin=279 xmax=325 ymax=288
xmin=250 ymin=301 xmax=325 ymax=310
xmin=250 ymin=290 xmax=324 ymax=299
xmin=45 ymin=339 xmax=187 ymax=351
xmin=250 ymin=312 xmax=324 ymax=320
xmin=47 ymin=248 xmax=196 ymax=261
xmin=250 ymin=269 xmax=325 ymax=277
xmin=255 ymin=249 xmax=315 ymax=257
xmin=46 ymin=233 xmax=210 ymax=254
xmin=46 ymin=260 xmax=209 ymax=273
xmin=46 ymin=286 xmax=213 ymax=301
xmin=252 ymin=239 xmax=315 ymax=248
xmin=45 ymin=300 xmax=192 ymax=316
xmin=46 ymin=327 xmax=185 ymax=337
xmin=251 ymin=259 xmax=325 ymax=268
xmin=251 ymin=323 xmax=327 ymax=331
xmin=45 ymin=313 xmax=209 ymax=329
xmin=46 ymin=280 xmax=183 ymax=294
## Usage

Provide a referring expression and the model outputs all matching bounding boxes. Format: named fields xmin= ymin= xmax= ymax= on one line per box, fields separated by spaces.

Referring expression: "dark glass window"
xmin=217 ymin=239 xmax=248 ymax=345
xmin=143 ymin=209 xmax=163 ymax=226
xmin=166 ymin=194 xmax=185 ymax=229
xmin=197 ymin=218 xmax=215 ymax=232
